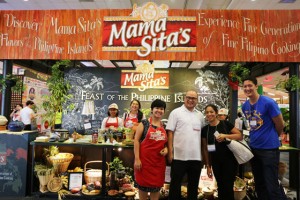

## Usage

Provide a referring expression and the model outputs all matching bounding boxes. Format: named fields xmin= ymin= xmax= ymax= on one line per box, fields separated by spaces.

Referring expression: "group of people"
xmin=10 ymin=100 xmax=37 ymax=130
xmin=130 ymin=76 xmax=287 ymax=200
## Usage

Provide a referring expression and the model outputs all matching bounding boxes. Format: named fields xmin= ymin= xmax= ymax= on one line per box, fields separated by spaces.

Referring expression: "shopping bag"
xmin=227 ymin=139 xmax=254 ymax=164
xmin=198 ymin=166 xmax=217 ymax=189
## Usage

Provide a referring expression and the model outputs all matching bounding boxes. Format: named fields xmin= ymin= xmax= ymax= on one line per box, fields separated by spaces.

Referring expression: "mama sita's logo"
xmin=102 ymin=2 xmax=196 ymax=57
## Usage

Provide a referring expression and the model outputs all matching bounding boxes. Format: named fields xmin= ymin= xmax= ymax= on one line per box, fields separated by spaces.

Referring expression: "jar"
xmin=7 ymin=120 xmax=24 ymax=132
xmin=92 ymin=132 xmax=98 ymax=144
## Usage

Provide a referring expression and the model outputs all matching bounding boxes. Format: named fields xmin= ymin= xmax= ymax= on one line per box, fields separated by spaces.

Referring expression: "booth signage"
xmin=120 ymin=62 xmax=169 ymax=91
xmin=102 ymin=3 xmax=196 ymax=57
xmin=0 ymin=3 xmax=299 ymax=61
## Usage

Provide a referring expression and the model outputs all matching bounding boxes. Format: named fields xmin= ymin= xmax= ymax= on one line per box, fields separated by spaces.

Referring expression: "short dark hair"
xmin=16 ymin=103 xmax=23 ymax=108
xmin=26 ymin=100 xmax=34 ymax=106
xmin=242 ymin=76 xmax=257 ymax=85
xmin=151 ymin=99 xmax=166 ymax=110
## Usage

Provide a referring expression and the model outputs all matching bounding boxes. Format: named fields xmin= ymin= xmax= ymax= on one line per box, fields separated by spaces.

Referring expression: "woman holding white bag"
xmin=201 ymin=104 xmax=242 ymax=200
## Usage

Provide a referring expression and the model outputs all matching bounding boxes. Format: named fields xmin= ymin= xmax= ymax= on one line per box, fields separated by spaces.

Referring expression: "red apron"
xmin=124 ymin=114 xmax=139 ymax=128
xmin=105 ymin=117 xmax=119 ymax=128
xmin=135 ymin=118 xmax=167 ymax=188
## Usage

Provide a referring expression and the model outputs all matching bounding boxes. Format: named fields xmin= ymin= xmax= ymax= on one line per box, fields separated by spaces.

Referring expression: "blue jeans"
xmin=251 ymin=149 xmax=287 ymax=200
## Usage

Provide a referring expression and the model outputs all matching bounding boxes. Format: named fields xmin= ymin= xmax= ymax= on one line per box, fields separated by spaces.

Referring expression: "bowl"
xmin=202 ymin=187 xmax=214 ymax=197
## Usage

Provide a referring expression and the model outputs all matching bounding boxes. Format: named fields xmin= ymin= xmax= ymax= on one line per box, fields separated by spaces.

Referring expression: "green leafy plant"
xmin=34 ymin=163 xmax=54 ymax=176
xmin=43 ymin=146 xmax=59 ymax=157
xmin=276 ymin=75 xmax=300 ymax=92
xmin=109 ymin=157 xmax=125 ymax=172
xmin=229 ymin=63 xmax=250 ymax=86
xmin=280 ymin=108 xmax=289 ymax=133
xmin=41 ymin=60 xmax=73 ymax=128
xmin=0 ymin=74 xmax=24 ymax=93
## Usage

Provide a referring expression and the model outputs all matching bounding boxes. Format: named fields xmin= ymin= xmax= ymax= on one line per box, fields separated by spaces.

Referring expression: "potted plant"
xmin=41 ymin=60 xmax=74 ymax=129
xmin=0 ymin=73 xmax=24 ymax=93
xmin=228 ymin=63 xmax=250 ymax=89
xmin=276 ymin=75 xmax=300 ymax=92
xmin=34 ymin=163 xmax=55 ymax=193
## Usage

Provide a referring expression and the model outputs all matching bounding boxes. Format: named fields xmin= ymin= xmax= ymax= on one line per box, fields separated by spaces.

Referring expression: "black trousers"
xmin=24 ymin=124 xmax=31 ymax=130
xmin=211 ymin=153 xmax=237 ymax=200
xmin=169 ymin=160 xmax=202 ymax=200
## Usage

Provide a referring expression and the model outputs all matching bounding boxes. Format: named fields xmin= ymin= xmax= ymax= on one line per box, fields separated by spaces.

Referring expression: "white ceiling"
xmin=0 ymin=0 xmax=299 ymax=10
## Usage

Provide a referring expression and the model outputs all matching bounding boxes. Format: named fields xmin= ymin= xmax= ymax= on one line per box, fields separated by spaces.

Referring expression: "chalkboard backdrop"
xmin=62 ymin=68 xmax=229 ymax=133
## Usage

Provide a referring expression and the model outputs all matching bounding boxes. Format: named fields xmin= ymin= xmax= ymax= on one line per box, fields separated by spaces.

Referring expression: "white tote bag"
xmin=227 ymin=139 xmax=254 ymax=164
xmin=198 ymin=166 xmax=217 ymax=189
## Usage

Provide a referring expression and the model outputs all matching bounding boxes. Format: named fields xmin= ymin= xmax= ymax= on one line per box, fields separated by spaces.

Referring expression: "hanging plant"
xmin=41 ymin=60 xmax=74 ymax=128
xmin=276 ymin=75 xmax=300 ymax=92
xmin=228 ymin=63 xmax=250 ymax=89
xmin=0 ymin=74 xmax=24 ymax=93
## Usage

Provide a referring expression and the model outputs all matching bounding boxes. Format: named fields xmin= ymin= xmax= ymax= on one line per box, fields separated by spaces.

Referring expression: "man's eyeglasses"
xmin=185 ymin=96 xmax=197 ymax=101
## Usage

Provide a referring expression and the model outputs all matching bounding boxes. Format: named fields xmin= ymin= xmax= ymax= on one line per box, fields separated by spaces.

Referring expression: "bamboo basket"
xmin=84 ymin=160 xmax=109 ymax=184
xmin=48 ymin=153 xmax=74 ymax=174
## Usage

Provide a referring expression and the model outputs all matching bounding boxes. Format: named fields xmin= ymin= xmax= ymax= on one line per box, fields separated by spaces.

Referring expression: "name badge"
xmin=208 ymin=144 xmax=216 ymax=152
xmin=192 ymin=123 xmax=201 ymax=131
xmin=250 ymin=120 xmax=256 ymax=126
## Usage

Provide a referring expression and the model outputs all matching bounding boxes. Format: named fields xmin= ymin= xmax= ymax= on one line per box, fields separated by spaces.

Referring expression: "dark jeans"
xmin=251 ymin=148 xmax=287 ymax=200
xmin=168 ymin=160 xmax=202 ymax=200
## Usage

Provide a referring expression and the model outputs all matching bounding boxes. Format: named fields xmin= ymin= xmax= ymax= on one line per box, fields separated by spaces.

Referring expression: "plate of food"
xmin=81 ymin=189 xmax=100 ymax=196
xmin=124 ymin=191 xmax=136 ymax=197
xmin=81 ymin=184 xmax=100 ymax=195
xmin=107 ymin=189 xmax=119 ymax=196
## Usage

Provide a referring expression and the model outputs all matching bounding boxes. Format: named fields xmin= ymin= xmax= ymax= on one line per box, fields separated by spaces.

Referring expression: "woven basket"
xmin=84 ymin=160 xmax=109 ymax=184
xmin=48 ymin=153 xmax=74 ymax=174
xmin=47 ymin=177 xmax=63 ymax=192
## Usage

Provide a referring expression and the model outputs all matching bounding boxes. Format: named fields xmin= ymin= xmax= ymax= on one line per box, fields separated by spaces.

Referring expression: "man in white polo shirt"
xmin=166 ymin=90 xmax=206 ymax=200
xmin=20 ymin=100 xmax=35 ymax=130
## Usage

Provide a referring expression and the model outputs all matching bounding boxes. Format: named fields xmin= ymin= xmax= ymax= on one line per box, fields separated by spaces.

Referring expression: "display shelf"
xmin=30 ymin=141 xmax=133 ymax=198
xmin=31 ymin=191 xmax=128 ymax=199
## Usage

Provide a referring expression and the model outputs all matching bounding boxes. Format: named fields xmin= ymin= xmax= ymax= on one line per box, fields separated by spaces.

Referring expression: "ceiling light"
xmin=153 ymin=60 xmax=169 ymax=68
xmin=189 ymin=61 xmax=209 ymax=69
xmin=170 ymin=61 xmax=191 ymax=68
xmin=80 ymin=61 xmax=97 ymax=67
xmin=94 ymin=60 xmax=116 ymax=68
xmin=209 ymin=62 xmax=226 ymax=67
xmin=134 ymin=60 xmax=150 ymax=66
xmin=112 ymin=60 xmax=134 ymax=68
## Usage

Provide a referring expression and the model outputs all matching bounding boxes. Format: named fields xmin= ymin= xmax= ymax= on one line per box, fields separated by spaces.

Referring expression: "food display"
xmin=107 ymin=189 xmax=119 ymax=196
xmin=81 ymin=182 xmax=101 ymax=195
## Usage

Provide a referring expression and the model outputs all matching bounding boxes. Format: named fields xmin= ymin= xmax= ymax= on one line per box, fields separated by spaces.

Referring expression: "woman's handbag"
xmin=226 ymin=139 xmax=253 ymax=164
